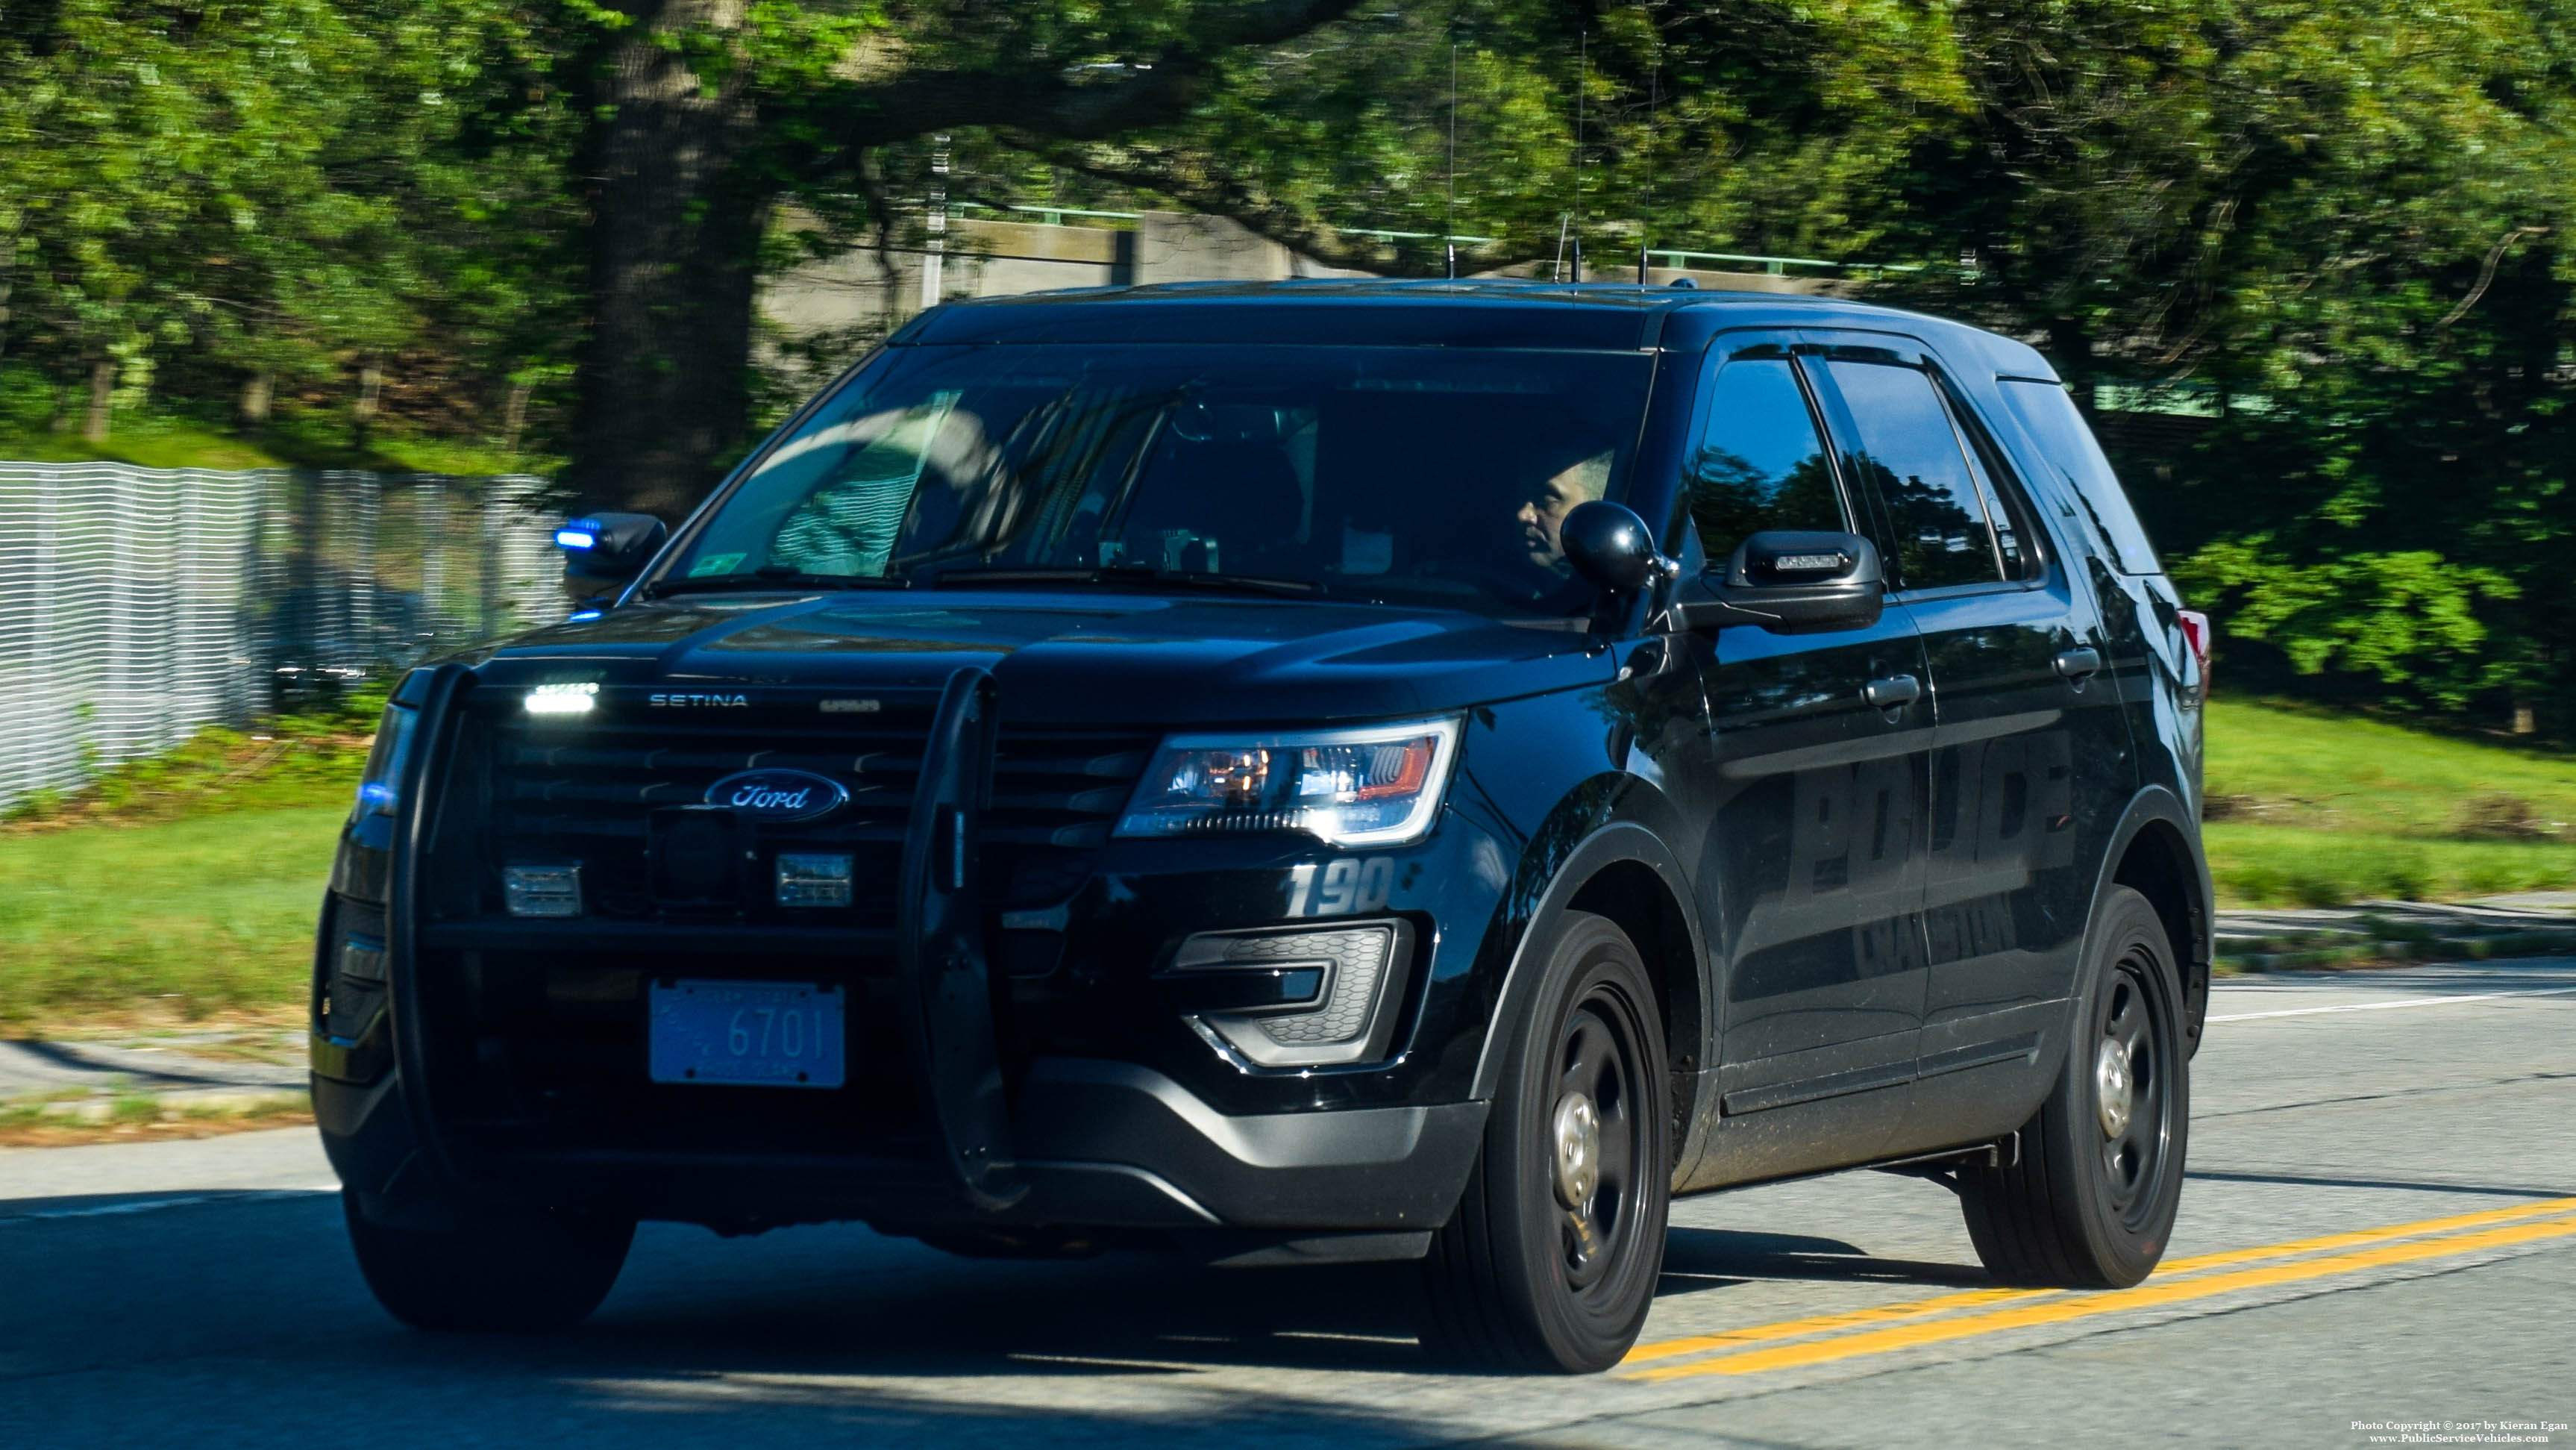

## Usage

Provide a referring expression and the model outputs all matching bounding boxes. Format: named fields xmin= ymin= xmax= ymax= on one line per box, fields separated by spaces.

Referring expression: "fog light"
xmin=1165 ymin=922 xmax=1411 ymax=1069
xmin=775 ymin=853 xmax=853 ymax=907
xmin=503 ymin=863 xmax=583 ymax=918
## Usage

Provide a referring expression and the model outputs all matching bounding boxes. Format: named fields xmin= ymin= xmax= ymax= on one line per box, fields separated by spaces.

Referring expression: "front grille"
xmin=460 ymin=692 xmax=1152 ymax=925
xmin=416 ymin=689 xmax=1152 ymax=1157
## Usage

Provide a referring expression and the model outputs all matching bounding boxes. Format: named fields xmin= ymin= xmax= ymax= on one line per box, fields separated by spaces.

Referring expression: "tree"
xmin=0 ymin=0 xmax=583 ymax=452
xmin=562 ymin=0 xmax=1371 ymax=517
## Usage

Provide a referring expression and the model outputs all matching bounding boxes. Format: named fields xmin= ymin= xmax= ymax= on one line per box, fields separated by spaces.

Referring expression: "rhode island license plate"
xmin=648 ymin=979 xmax=846 ymax=1089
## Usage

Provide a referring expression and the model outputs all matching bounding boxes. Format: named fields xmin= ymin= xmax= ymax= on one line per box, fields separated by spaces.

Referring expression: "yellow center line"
xmin=2152 ymin=1193 xmax=2576 ymax=1277
xmin=1628 ymin=1210 xmax=2576 ymax=1383
xmin=1620 ymin=1286 xmax=2062 ymax=1366
xmin=1622 ymin=1194 xmax=2576 ymax=1369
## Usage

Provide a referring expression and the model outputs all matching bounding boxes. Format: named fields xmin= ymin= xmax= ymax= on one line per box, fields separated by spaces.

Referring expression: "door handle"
xmin=2054 ymin=647 xmax=2104 ymax=683
xmin=1863 ymin=674 xmax=1921 ymax=709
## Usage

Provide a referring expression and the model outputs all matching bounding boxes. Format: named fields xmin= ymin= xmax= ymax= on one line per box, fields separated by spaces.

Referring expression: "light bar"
xmin=525 ymin=681 xmax=598 ymax=716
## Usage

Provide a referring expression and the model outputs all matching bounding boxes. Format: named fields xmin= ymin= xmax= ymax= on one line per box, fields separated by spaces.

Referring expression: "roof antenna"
xmin=1447 ymin=40 xmax=1458 ymax=279
xmin=1552 ymin=214 xmax=1570 ymax=284
xmin=1572 ymin=27 xmax=1586 ymax=284
xmin=1638 ymin=50 xmax=1657 ymax=286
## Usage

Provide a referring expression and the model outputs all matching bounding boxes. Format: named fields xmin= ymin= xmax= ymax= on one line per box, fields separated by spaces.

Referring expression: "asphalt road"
xmin=4 ymin=960 xmax=2573 ymax=1449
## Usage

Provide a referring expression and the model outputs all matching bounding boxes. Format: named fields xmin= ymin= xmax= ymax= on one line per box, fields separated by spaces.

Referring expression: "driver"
xmin=1517 ymin=441 xmax=1616 ymax=572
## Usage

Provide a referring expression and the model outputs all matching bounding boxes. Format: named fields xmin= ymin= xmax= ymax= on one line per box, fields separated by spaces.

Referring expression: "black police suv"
xmin=314 ymin=281 xmax=2213 ymax=1372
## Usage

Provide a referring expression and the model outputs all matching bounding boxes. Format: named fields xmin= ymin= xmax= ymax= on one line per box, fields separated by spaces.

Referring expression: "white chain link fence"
xmin=0 ymin=463 xmax=563 ymax=813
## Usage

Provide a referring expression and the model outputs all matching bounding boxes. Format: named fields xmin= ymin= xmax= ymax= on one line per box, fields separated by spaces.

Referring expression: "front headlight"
xmin=351 ymin=702 xmax=417 ymax=822
xmin=1115 ymin=718 xmax=1461 ymax=848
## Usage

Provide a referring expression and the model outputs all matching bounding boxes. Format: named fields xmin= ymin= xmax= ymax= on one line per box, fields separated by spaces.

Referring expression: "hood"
xmin=468 ymin=590 xmax=1614 ymax=725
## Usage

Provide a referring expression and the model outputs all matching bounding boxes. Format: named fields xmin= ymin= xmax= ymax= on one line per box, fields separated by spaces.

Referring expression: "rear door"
xmin=1802 ymin=336 xmax=2131 ymax=1142
xmin=1667 ymin=331 xmax=1932 ymax=1183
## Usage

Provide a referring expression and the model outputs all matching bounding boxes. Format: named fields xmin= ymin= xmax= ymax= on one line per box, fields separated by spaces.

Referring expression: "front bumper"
xmin=316 ymin=1053 xmax=1485 ymax=1237
xmin=314 ymin=662 xmax=1506 ymax=1243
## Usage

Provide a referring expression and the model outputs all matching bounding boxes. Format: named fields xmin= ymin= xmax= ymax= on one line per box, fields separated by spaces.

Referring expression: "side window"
xmin=1996 ymin=379 xmax=2163 ymax=575
xmin=1679 ymin=354 xmax=1845 ymax=566
xmin=1815 ymin=357 xmax=2005 ymax=592
xmin=1939 ymin=381 xmax=2041 ymax=582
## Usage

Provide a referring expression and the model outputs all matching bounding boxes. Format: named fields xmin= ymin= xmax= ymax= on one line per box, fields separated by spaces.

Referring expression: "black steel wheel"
xmin=343 ymin=1190 xmax=634 ymax=1332
xmin=1420 ymin=912 xmax=1670 ymax=1372
xmin=1960 ymin=886 xmax=2190 ymax=1287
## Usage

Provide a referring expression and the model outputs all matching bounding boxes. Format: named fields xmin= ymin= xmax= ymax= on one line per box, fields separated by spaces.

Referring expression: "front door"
xmin=1665 ymin=333 xmax=1933 ymax=1185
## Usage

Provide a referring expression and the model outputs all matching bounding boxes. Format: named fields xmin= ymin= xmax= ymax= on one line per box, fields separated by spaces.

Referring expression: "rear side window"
xmin=1816 ymin=357 xmax=2005 ymax=591
xmin=1679 ymin=353 xmax=1845 ymax=563
xmin=1996 ymin=380 xmax=2163 ymax=575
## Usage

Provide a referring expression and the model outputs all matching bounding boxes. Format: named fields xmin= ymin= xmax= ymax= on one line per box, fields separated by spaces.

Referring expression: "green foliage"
xmin=0 ymin=0 xmax=585 ymax=455
xmin=2178 ymin=545 xmax=2520 ymax=707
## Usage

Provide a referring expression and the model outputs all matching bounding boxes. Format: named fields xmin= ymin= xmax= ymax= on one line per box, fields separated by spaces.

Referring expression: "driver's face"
xmin=1517 ymin=458 xmax=1606 ymax=568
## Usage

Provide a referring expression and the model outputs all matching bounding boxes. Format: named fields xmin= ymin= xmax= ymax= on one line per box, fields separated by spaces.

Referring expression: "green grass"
xmin=0 ymin=369 xmax=554 ymax=476
xmin=2204 ymin=699 xmax=2576 ymax=906
xmin=0 ymin=696 xmax=374 ymax=1030
xmin=0 ymin=806 xmax=345 ymax=1027
xmin=0 ymin=417 xmax=545 ymax=476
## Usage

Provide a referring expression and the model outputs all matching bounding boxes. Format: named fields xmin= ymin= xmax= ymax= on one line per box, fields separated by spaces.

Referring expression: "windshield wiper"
xmin=924 ymin=564 xmax=1326 ymax=598
xmin=645 ymin=570 xmax=907 ymax=599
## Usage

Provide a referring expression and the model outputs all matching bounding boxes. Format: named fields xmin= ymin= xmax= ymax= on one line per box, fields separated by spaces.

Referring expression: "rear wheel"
xmin=343 ymin=1190 xmax=634 ymax=1331
xmin=1959 ymin=886 xmax=2189 ymax=1287
xmin=1420 ymin=912 xmax=1670 ymax=1372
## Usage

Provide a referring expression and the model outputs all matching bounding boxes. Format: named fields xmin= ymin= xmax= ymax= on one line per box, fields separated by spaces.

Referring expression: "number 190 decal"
xmin=1285 ymin=857 xmax=1395 ymax=917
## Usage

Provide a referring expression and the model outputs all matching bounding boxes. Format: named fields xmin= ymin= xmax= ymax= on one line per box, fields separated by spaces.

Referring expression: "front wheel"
xmin=1420 ymin=912 xmax=1670 ymax=1372
xmin=343 ymin=1190 xmax=634 ymax=1331
xmin=1959 ymin=886 xmax=2190 ymax=1287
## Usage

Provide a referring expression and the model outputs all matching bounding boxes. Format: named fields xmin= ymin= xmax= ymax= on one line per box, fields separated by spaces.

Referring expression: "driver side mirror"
xmin=1561 ymin=501 xmax=1680 ymax=595
xmin=1675 ymin=531 xmax=1885 ymax=634
xmin=556 ymin=512 xmax=667 ymax=596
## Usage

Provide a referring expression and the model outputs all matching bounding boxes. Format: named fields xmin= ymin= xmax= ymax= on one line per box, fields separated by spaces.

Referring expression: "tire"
xmin=343 ymin=1190 xmax=634 ymax=1332
xmin=1959 ymin=886 xmax=2190 ymax=1288
xmin=1420 ymin=912 xmax=1670 ymax=1372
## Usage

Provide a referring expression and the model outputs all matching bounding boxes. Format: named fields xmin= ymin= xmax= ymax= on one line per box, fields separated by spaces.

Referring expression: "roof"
xmin=892 ymin=278 xmax=2056 ymax=380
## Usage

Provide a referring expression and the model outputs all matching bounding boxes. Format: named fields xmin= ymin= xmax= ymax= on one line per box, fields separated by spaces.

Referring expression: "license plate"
xmin=648 ymin=979 xmax=845 ymax=1089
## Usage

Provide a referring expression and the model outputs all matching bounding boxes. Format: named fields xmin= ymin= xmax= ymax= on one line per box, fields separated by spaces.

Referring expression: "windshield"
xmin=660 ymin=344 xmax=1657 ymax=616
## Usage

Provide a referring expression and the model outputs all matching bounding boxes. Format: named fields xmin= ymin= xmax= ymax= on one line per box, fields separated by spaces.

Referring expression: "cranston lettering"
xmin=650 ymin=692 xmax=750 ymax=707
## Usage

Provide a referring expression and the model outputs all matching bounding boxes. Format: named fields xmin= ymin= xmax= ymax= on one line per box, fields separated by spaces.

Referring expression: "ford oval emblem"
xmin=706 ymin=769 xmax=847 ymax=823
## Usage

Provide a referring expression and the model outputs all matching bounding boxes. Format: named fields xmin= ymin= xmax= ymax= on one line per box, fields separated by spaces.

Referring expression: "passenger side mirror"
xmin=557 ymin=512 xmax=667 ymax=593
xmin=1561 ymin=501 xmax=1680 ymax=595
xmin=1674 ymin=530 xmax=1885 ymax=634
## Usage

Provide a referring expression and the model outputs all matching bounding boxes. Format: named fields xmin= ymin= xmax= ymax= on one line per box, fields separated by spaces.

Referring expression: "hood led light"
xmin=527 ymin=682 xmax=599 ymax=716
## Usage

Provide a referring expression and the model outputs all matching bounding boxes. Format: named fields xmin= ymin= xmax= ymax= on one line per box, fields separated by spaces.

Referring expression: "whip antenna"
xmin=1447 ymin=41 xmax=1458 ymax=279
xmin=1573 ymin=28 xmax=1586 ymax=283
xmin=1638 ymin=51 xmax=1657 ymax=285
